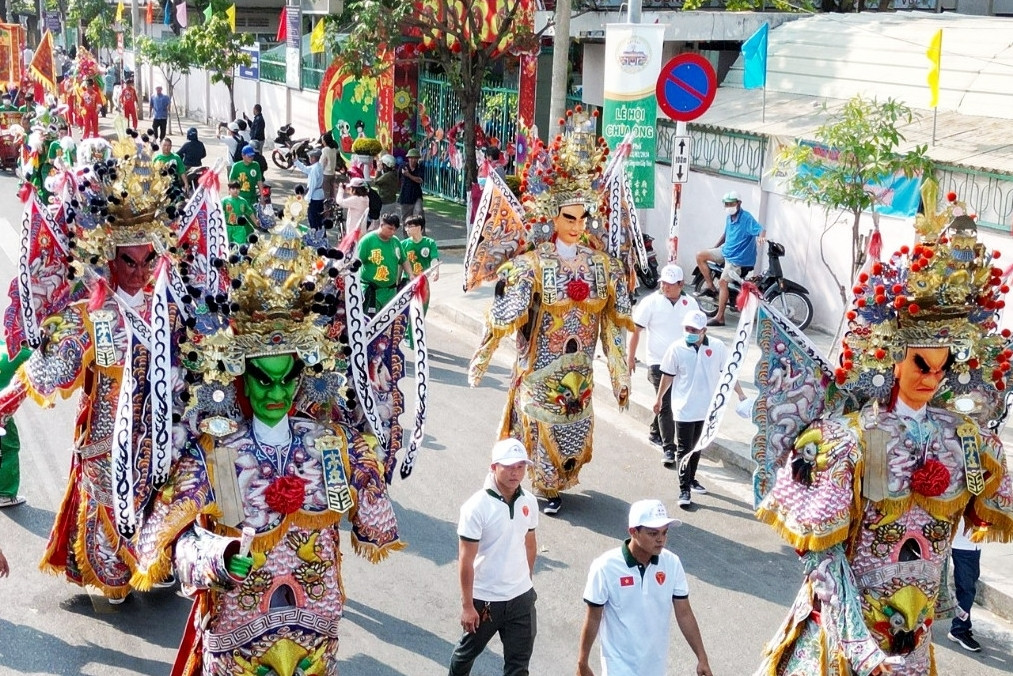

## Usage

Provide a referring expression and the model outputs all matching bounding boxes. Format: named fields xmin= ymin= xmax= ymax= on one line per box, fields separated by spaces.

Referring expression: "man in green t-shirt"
xmin=400 ymin=214 xmax=440 ymax=280
xmin=357 ymin=212 xmax=414 ymax=314
xmin=153 ymin=138 xmax=185 ymax=190
xmin=228 ymin=146 xmax=263 ymax=206
xmin=222 ymin=180 xmax=257 ymax=246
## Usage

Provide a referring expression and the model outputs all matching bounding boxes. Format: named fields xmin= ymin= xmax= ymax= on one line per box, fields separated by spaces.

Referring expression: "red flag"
xmin=146 ymin=2 xmax=154 ymax=24
xmin=28 ymin=30 xmax=57 ymax=93
xmin=276 ymin=6 xmax=287 ymax=42
xmin=619 ymin=576 xmax=634 ymax=587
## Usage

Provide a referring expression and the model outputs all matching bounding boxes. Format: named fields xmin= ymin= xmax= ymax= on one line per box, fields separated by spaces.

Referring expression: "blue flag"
xmin=164 ymin=0 xmax=172 ymax=25
xmin=742 ymin=23 xmax=769 ymax=90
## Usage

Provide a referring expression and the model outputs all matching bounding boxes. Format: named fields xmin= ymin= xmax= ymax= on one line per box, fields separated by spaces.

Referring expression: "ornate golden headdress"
xmin=836 ymin=180 xmax=1012 ymax=415
xmin=68 ymin=130 xmax=179 ymax=271
xmin=179 ymin=207 xmax=351 ymax=436
xmin=519 ymin=107 xmax=609 ymax=242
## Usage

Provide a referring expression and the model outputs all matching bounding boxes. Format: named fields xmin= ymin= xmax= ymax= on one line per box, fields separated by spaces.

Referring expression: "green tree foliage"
xmin=136 ymin=37 xmax=194 ymax=134
xmin=181 ymin=1 xmax=253 ymax=120
xmin=681 ymin=0 xmax=812 ymax=9
xmin=69 ymin=0 xmax=122 ymax=51
xmin=775 ymin=95 xmax=932 ymax=302
xmin=331 ymin=0 xmax=539 ymax=189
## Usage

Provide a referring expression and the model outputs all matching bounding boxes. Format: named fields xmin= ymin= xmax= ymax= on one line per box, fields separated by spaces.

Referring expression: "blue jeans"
xmin=951 ymin=548 xmax=980 ymax=633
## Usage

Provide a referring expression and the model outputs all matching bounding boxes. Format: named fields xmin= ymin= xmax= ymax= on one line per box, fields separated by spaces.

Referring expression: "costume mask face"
xmin=554 ymin=203 xmax=588 ymax=246
xmin=244 ymin=354 xmax=303 ymax=427
xmin=894 ymin=346 xmax=950 ymax=410
xmin=109 ymin=244 xmax=156 ymax=296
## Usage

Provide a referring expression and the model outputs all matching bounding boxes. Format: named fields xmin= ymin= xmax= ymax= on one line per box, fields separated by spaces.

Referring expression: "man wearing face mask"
xmin=694 ymin=192 xmax=764 ymax=327
xmin=653 ymin=310 xmax=745 ymax=509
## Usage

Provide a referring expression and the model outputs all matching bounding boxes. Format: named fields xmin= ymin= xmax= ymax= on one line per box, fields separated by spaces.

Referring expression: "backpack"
xmin=231 ymin=134 xmax=244 ymax=163
xmin=367 ymin=187 xmax=382 ymax=220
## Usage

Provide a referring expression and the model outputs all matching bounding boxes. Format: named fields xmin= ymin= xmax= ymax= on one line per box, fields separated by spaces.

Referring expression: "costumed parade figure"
xmin=138 ymin=209 xmax=425 ymax=675
xmin=751 ymin=183 xmax=1013 ymax=676
xmin=0 ymin=128 xmax=192 ymax=600
xmin=465 ymin=109 xmax=649 ymax=514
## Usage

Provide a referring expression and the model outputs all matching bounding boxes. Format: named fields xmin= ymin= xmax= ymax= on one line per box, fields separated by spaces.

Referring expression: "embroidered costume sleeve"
xmin=469 ymin=254 xmax=536 ymax=387
xmin=175 ymin=525 xmax=243 ymax=592
xmin=755 ymin=414 xmax=862 ymax=552
xmin=966 ymin=431 xmax=1013 ymax=543
xmin=596 ymin=252 xmax=633 ymax=406
xmin=13 ymin=303 xmax=91 ymax=408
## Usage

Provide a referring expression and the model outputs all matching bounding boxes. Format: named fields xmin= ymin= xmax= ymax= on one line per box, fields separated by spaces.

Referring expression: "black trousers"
xmin=951 ymin=548 xmax=980 ymax=633
xmin=647 ymin=365 xmax=675 ymax=452
xmin=152 ymin=117 xmax=167 ymax=140
xmin=308 ymin=198 xmax=324 ymax=232
xmin=449 ymin=587 xmax=536 ymax=676
xmin=675 ymin=420 xmax=705 ymax=491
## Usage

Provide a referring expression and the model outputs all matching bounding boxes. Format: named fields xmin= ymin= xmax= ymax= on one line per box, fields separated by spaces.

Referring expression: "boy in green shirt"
xmin=229 ymin=146 xmax=263 ymax=206
xmin=357 ymin=213 xmax=414 ymax=314
xmin=153 ymin=137 xmax=185 ymax=189
xmin=400 ymin=215 xmax=440 ymax=280
xmin=222 ymin=181 xmax=257 ymax=246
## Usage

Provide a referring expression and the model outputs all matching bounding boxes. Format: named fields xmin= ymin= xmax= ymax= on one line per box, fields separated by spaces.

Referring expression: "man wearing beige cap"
xmin=450 ymin=438 xmax=539 ymax=675
xmin=628 ymin=264 xmax=699 ymax=465
xmin=577 ymin=499 xmax=712 ymax=676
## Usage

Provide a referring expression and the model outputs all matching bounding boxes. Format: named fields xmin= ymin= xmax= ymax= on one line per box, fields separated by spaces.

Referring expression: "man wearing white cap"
xmin=577 ymin=499 xmax=712 ymax=676
xmin=654 ymin=310 xmax=746 ymax=508
xmin=628 ymin=264 xmax=699 ymax=465
xmin=694 ymin=191 xmax=764 ymax=326
xmin=450 ymin=438 xmax=539 ymax=676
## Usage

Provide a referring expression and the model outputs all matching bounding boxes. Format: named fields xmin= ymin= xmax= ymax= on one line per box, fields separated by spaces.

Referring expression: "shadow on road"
xmin=60 ymin=587 xmax=191 ymax=650
xmin=343 ymin=598 xmax=460 ymax=668
xmin=1 ymin=501 xmax=57 ymax=540
xmin=0 ymin=617 xmax=169 ymax=675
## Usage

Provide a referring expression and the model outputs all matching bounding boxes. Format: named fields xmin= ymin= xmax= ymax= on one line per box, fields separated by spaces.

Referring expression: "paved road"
xmin=0 ymin=158 xmax=1012 ymax=675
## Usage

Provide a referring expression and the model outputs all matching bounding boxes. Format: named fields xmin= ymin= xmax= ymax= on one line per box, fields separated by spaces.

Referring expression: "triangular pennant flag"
xmin=742 ymin=23 xmax=768 ymax=90
xmin=28 ymin=31 xmax=57 ymax=93
xmin=203 ymin=3 xmax=212 ymax=22
xmin=310 ymin=18 xmax=326 ymax=54
xmin=164 ymin=0 xmax=171 ymax=24
xmin=276 ymin=6 xmax=287 ymax=42
xmin=226 ymin=3 xmax=235 ymax=31
xmin=927 ymin=29 xmax=942 ymax=109
xmin=146 ymin=2 xmax=154 ymax=24
xmin=116 ymin=0 xmax=125 ymax=23
xmin=177 ymin=1 xmax=188 ymax=27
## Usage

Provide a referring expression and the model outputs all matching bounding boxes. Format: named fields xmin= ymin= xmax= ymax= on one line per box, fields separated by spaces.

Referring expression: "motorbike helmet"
xmin=186 ymin=127 xmax=198 ymax=141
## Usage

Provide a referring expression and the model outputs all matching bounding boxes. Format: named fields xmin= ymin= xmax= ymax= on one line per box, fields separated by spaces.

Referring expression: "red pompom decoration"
xmin=265 ymin=475 xmax=308 ymax=515
xmin=567 ymin=278 xmax=590 ymax=302
xmin=947 ymin=191 xmax=957 ymax=202
xmin=911 ymin=459 xmax=950 ymax=498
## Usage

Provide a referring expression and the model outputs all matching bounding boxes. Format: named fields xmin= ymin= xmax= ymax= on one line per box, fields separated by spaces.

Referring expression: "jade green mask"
xmin=244 ymin=354 xmax=303 ymax=427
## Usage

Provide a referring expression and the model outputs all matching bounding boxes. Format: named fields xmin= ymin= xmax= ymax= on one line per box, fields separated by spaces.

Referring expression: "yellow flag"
xmin=310 ymin=18 xmax=326 ymax=54
xmin=926 ymin=29 xmax=942 ymax=108
xmin=116 ymin=0 xmax=124 ymax=23
xmin=226 ymin=4 xmax=236 ymax=32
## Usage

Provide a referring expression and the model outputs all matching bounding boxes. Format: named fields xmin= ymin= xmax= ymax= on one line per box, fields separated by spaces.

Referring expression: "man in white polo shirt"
xmin=654 ymin=310 xmax=745 ymax=509
xmin=449 ymin=438 xmax=539 ymax=676
xmin=628 ymin=264 xmax=699 ymax=465
xmin=577 ymin=499 xmax=712 ymax=676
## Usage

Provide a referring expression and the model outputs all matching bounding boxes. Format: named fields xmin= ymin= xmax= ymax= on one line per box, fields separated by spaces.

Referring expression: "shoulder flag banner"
xmin=927 ymin=29 xmax=942 ymax=109
xmin=276 ymin=6 xmax=287 ymax=42
xmin=742 ymin=22 xmax=769 ymax=90
xmin=309 ymin=18 xmax=326 ymax=54
xmin=226 ymin=4 xmax=236 ymax=32
xmin=177 ymin=1 xmax=188 ymax=28
xmin=28 ymin=31 xmax=57 ymax=93
xmin=163 ymin=0 xmax=171 ymax=25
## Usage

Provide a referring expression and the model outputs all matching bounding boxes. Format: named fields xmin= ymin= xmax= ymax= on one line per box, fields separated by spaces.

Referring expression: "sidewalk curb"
xmin=427 ymin=294 xmax=1013 ymax=625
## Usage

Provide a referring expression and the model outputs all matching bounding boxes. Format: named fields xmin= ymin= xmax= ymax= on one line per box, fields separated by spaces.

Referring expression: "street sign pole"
xmin=669 ymin=122 xmax=689 ymax=263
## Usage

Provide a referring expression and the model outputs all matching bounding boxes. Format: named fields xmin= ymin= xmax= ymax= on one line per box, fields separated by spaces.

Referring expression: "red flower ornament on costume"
xmin=265 ymin=475 xmax=308 ymax=514
xmin=911 ymin=459 xmax=950 ymax=498
xmin=567 ymin=278 xmax=590 ymax=302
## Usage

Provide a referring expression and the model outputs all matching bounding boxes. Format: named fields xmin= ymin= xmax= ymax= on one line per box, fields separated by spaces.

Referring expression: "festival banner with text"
xmin=603 ymin=24 xmax=664 ymax=209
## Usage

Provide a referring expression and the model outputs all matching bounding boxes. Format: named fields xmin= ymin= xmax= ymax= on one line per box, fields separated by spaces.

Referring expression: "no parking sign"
xmin=656 ymin=54 xmax=717 ymax=122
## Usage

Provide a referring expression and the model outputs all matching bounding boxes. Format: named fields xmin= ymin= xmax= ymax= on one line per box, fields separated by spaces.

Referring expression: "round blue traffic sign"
xmin=656 ymin=54 xmax=717 ymax=122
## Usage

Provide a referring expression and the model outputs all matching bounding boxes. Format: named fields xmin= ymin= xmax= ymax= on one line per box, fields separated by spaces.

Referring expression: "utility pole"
xmin=547 ymin=0 xmax=570 ymax=134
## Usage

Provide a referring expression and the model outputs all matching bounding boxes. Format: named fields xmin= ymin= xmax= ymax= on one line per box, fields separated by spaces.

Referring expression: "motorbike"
xmin=185 ymin=166 xmax=209 ymax=197
xmin=634 ymin=233 xmax=660 ymax=290
xmin=271 ymin=124 xmax=315 ymax=171
xmin=690 ymin=240 xmax=814 ymax=331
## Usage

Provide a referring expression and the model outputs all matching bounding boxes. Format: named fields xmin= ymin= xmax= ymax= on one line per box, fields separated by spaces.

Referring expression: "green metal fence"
xmin=414 ymin=71 xmax=521 ymax=202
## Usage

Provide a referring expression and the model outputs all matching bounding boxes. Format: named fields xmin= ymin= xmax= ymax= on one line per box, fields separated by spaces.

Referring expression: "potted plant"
xmin=350 ymin=137 xmax=383 ymax=180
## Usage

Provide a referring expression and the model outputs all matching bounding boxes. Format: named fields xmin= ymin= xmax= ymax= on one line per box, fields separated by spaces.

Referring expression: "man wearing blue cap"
xmin=228 ymin=145 xmax=263 ymax=207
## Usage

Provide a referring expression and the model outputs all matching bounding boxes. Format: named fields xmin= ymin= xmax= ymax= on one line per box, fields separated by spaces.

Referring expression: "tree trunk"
xmin=461 ymin=88 xmax=479 ymax=191
xmin=226 ymin=80 xmax=236 ymax=122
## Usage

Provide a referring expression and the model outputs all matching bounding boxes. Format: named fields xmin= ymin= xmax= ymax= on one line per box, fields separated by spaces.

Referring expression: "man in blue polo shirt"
xmin=577 ymin=499 xmax=713 ymax=676
xmin=694 ymin=191 xmax=764 ymax=326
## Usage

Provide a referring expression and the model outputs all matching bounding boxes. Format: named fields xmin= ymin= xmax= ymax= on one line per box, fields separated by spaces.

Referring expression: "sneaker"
xmin=543 ymin=497 xmax=562 ymax=515
xmin=152 ymin=574 xmax=177 ymax=589
xmin=948 ymin=630 xmax=982 ymax=652
xmin=107 ymin=595 xmax=129 ymax=605
xmin=678 ymin=490 xmax=691 ymax=509
xmin=0 ymin=495 xmax=26 ymax=508
xmin=663 ymin=449 xmax=676 ymax=466
xmin=690 ymin=480 xmax=708 ymax=495
xmin=648 ymin=434 xmax=663 ymax=447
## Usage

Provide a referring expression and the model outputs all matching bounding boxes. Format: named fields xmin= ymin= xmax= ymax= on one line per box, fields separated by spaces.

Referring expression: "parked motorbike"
xmin=635 ymin=233 xmax=660 ymax=290
xmin=271 ymin=124 xmax=315 ymax=170
xmin=690 ymin=240 xmax=814 ymax=331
